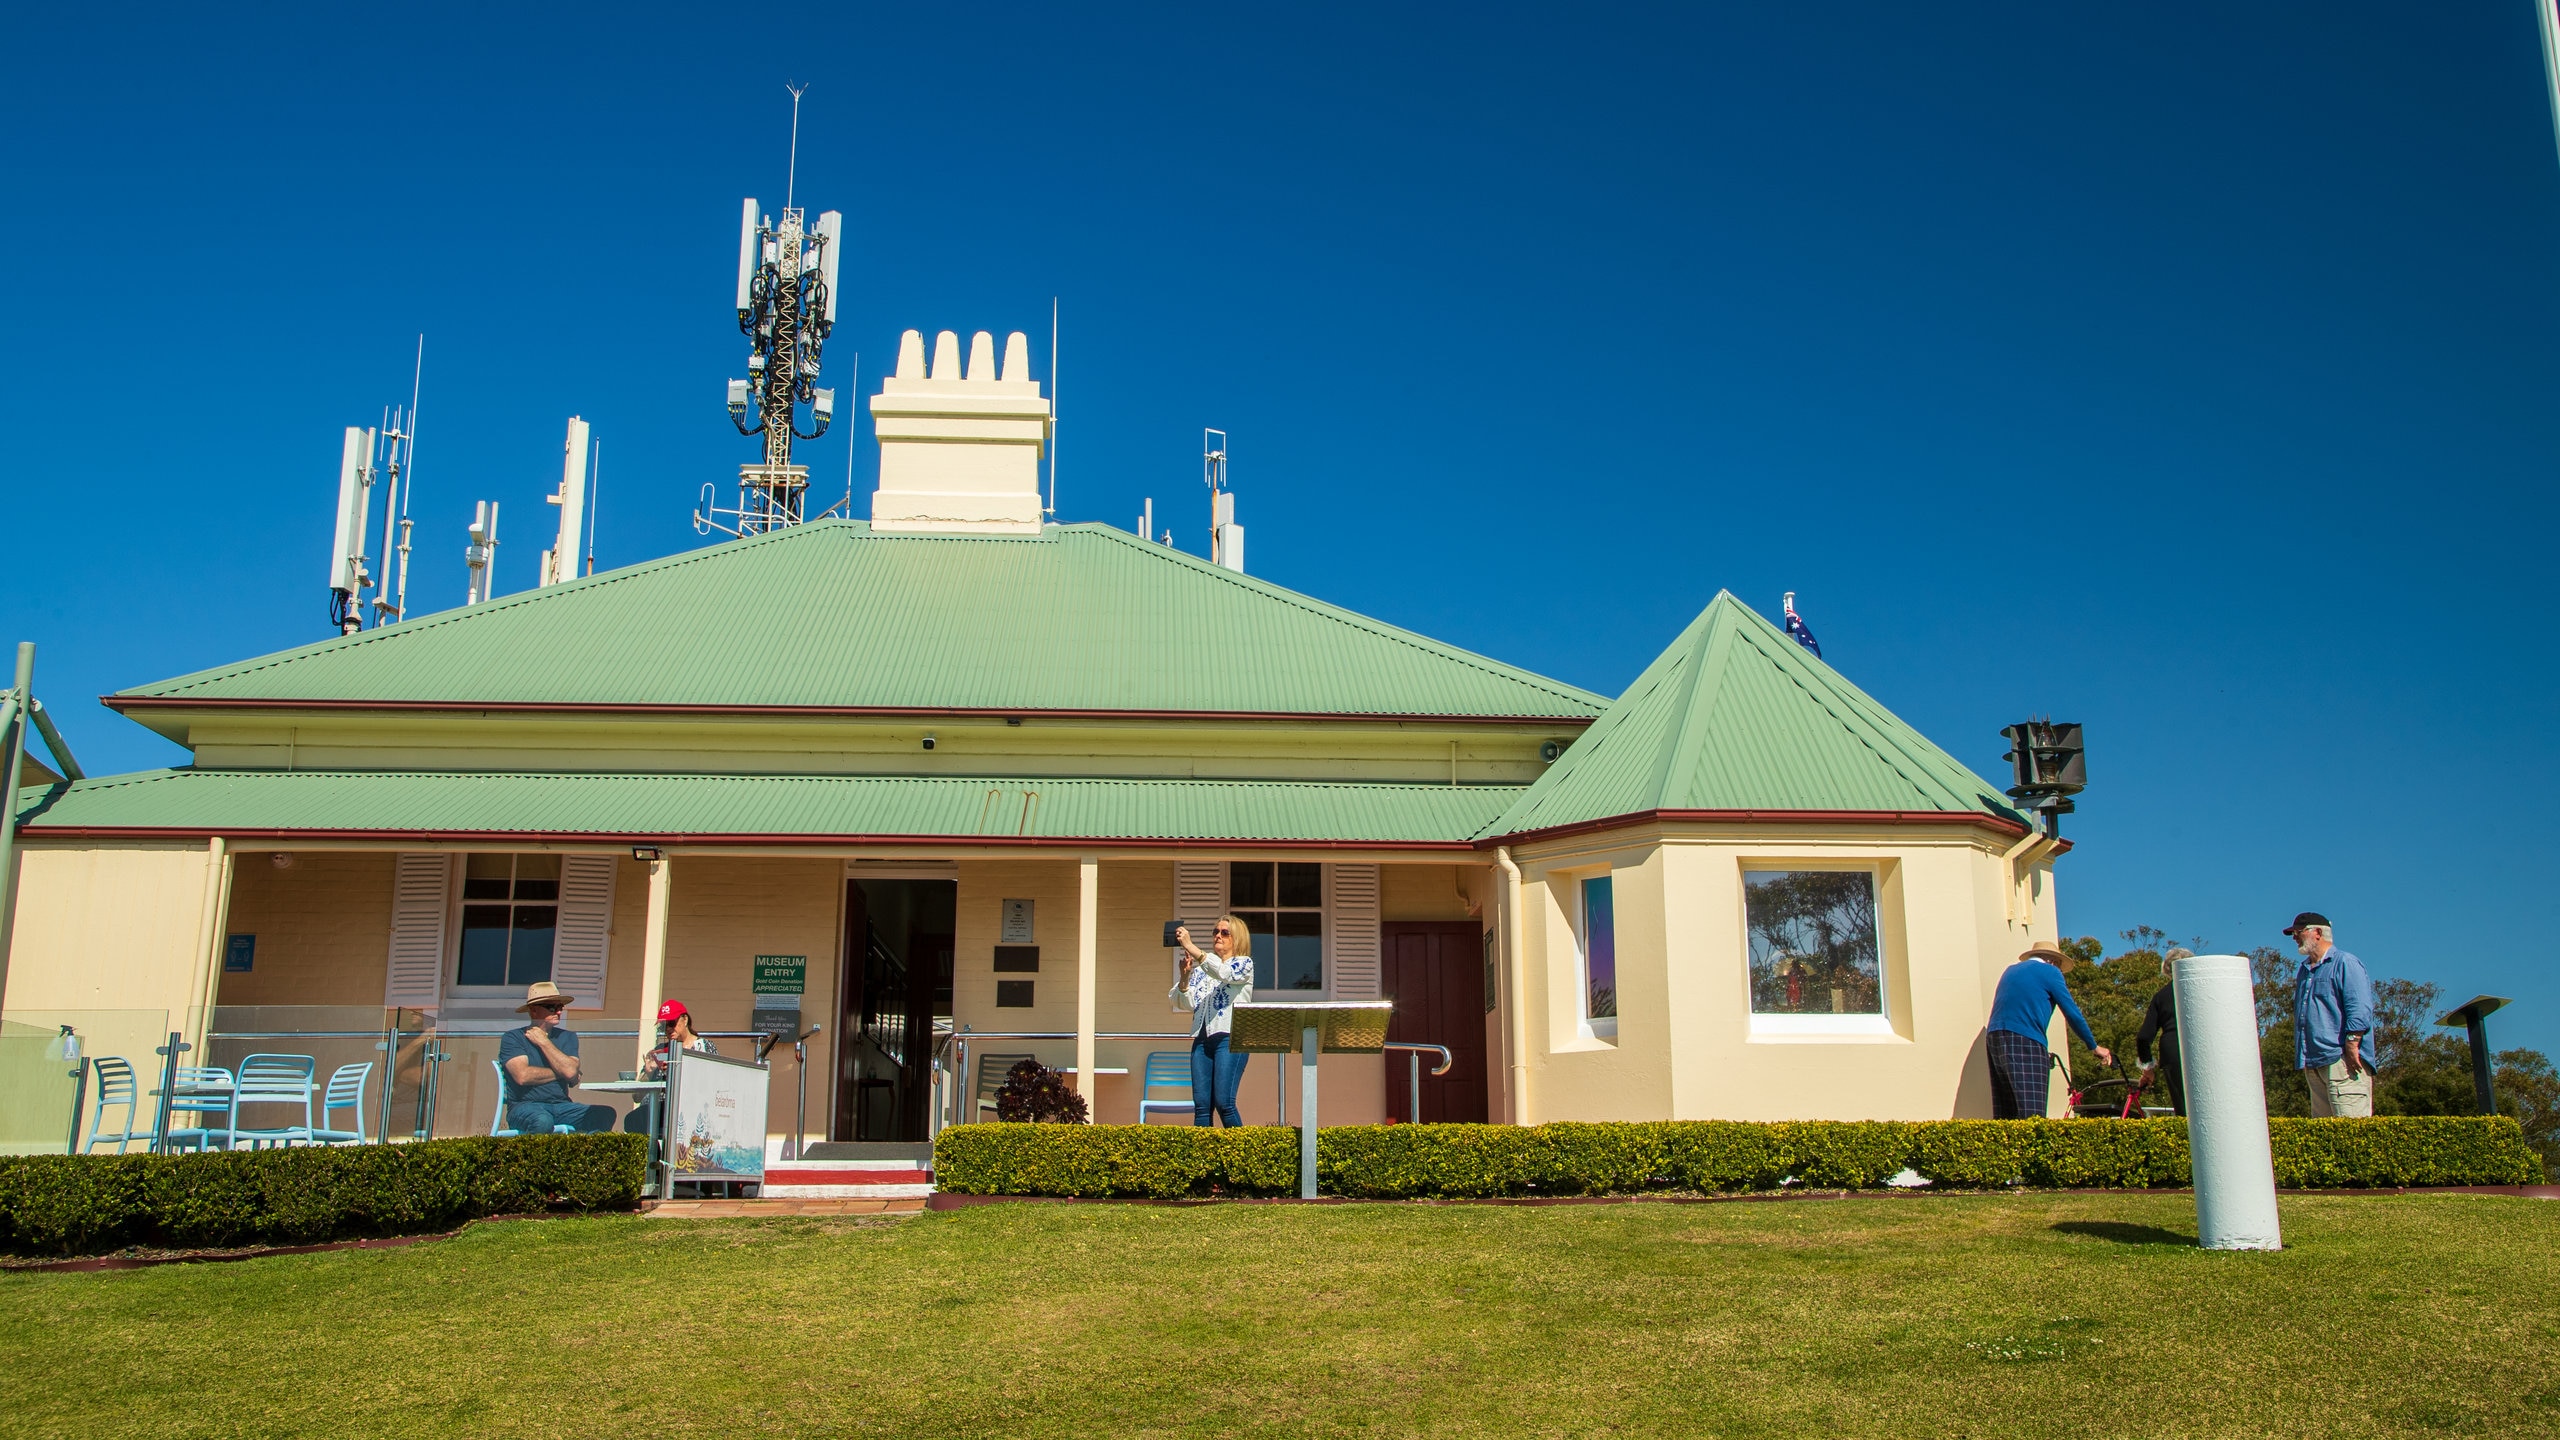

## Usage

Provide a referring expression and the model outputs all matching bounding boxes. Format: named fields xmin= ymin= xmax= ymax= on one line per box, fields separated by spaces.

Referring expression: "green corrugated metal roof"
xmin=1483 ymin=594 xmax=2026 ymax=836
xmin=13 ymin=769 xmax=1518 ymax=845
xmin=118 ymin=521 xmax=1606 ymax=720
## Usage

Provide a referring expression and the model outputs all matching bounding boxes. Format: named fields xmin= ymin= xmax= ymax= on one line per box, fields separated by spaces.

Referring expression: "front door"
xmin=834 ymin=878 xmax=956 ymax=1142
xmin=1382 ymin=921 xmax=1489 ymax=1123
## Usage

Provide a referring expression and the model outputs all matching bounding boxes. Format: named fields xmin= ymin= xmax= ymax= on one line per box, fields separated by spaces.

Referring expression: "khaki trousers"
xmin=2302 ymin=1058 xmax=2373 ymax=1118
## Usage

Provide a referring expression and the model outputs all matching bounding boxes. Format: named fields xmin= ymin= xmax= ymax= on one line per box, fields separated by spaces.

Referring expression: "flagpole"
xmin=2540 ymin=0 xmax=2560 ymax=171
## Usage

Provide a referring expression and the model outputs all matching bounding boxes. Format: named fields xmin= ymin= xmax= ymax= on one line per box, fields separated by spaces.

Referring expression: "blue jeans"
xmin=1191 ymin=1033 xmax=1250 ymax=1127
xmin=507 ymin=1100 xmax=617 ymax=1134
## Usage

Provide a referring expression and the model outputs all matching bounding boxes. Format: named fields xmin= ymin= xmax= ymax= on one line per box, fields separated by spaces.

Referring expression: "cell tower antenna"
xmin=1205 ymin=429 xmax=1245 ymax=573
xmin=393 ymin=335 xmax=422 ymax=621
xmin=324 ymin=343 xmax=429 ymax=635
xmin=698 ymin=89 xmax=842 ymax=539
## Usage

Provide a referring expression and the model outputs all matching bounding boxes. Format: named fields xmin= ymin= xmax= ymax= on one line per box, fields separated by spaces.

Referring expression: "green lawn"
xmin=3 ymin=1195 xmax=2555 ymax=1438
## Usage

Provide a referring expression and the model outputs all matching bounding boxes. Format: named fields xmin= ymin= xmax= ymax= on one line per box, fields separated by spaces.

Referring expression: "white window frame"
xmin=445 ymin=852 xmax=564 ymax=1002
xmin=1576 ymin=870 xmax=1618 ymax=1041
xmin=1225 ymin=859 xmax=1331 ymax=1001
xmin=1740 ymin=862 xmax=1893 ymax=1039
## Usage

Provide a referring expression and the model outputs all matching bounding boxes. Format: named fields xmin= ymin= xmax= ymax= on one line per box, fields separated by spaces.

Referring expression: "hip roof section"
xmin=13 ymin=769 xmax=1518 ymax=848
xmin=1486 ymin=593 xmax=2027 ymax=839
xmin=115 ymin=521 xmax=1607 ymax=722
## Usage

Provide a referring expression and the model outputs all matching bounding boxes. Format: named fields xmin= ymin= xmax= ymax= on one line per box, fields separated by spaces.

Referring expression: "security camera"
xmin=1540 ymin=739 xmax=1566 ymax=763
xmin=921 ymin=734 xmax=937 ymax=751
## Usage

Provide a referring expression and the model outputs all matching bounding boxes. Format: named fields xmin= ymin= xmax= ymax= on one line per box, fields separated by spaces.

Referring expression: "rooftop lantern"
xmin=2000 ymin=720 xmax=2085 ymax=838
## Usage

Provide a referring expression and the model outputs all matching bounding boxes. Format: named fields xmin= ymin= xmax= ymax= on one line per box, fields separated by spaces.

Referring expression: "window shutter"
xmin=1328 ymin=863 xmax=1380 ymax=999
xmin=1175 ymin=861 xmax=1224 ymax=931
xmin=384 ymin=853 xmax=450 ymax=1009
xmin=551 ymin=854 xmax=617 ymax=1010
xmin=1174 ymin=861 xmax=1224 ymax=1011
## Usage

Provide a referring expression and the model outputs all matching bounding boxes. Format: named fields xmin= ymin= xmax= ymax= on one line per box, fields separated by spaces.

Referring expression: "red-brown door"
xmin=1382 ymin=921 xmax=1489 ymax=1123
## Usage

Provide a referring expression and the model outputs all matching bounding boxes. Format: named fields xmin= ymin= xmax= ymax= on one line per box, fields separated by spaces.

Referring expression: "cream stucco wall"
xmin=1510 ymin=821 xmax=2058 ymax=1123
xmin=4 ymin=842 xmax=223 ymax=1021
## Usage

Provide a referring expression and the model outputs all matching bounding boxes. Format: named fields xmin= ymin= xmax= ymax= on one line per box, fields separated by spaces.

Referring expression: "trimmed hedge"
xmin=0 ymin=1134 xmax=647 ymax=1257
xmin=932 ymin=1117 xmax=2541 ymax=1200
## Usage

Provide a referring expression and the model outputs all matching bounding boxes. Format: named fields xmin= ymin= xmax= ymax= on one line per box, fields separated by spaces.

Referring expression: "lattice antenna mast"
xmin=698 ymin=85 xmax=844 ymax=539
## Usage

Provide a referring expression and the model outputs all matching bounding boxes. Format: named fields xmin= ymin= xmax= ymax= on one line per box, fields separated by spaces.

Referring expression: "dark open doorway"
xmin=1382 ymin=921 xmax=1490 ymax=1123
xmin=834 ymin=877 xmax=956 ymax=1142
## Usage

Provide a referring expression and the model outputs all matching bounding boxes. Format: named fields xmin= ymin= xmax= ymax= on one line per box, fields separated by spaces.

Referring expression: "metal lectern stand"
xmin=1231 ymin=1001 xmax=1393 ymax=1198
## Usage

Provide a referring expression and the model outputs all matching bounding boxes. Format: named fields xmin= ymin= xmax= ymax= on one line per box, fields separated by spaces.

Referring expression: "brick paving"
xmin=643 ymin=1198 xmax=926 ymax=1218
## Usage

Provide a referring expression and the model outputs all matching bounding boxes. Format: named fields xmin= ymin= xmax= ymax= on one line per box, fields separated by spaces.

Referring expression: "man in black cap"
xmin=2284 ymin=912 xmax=2377 ymax=1118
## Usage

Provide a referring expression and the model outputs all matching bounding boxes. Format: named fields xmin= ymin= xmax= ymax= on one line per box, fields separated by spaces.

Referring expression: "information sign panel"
xmin=666 ymin=1048 xmax=768 ymax=1180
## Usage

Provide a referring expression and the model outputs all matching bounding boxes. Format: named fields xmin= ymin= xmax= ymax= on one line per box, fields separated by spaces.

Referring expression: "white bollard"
xmin=2175 ymin=954 xmax=2283 ymax=1250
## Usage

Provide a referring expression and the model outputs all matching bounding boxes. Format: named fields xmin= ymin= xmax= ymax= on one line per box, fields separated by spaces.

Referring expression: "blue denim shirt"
xmin=2292 ymin=947 xmax=2377 ymax=1071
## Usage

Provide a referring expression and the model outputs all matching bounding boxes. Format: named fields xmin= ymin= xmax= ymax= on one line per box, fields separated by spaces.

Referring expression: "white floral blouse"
xmin=1171 ymin=951 xmax=1254 ymax=1038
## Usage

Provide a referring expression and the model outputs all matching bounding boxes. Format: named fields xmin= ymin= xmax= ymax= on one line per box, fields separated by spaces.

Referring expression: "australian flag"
xmin=1782 ymin=592 xmax=1821 ymax=658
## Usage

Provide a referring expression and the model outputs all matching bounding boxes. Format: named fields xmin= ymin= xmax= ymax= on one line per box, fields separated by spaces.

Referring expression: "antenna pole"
xmin=396 ymin=335 xmax=422 ymax=620
xmin=1047 ymin=297 xmax=1059 ymax=519
xmin=842 ymin=351 xmax=859 ymax=518
xmin=585 ymin=438 xmax=601 ymax=576
xmin=375 ymin=406 xmax=399 ymax=622
xmin=785 ymin=83 xmax=807 ymax=211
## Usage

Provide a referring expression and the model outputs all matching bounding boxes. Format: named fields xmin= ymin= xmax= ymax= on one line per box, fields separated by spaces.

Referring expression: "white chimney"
xmin=867 ymin=329 xmax=1052 ymax=536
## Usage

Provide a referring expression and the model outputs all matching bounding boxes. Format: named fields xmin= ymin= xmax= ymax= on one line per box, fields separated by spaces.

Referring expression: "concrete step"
xmin=762 ymin=1156 xmax=934 ymax=1199
xmin=798 ymin=1141 xmax=933 ymax=1162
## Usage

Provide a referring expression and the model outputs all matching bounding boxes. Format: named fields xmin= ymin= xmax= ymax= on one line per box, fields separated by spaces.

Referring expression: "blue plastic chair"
xmin=489 ymin=1059 xmax=576 ymax=1137
xmin=160 ymin=1067 xmax=236 ymax=1151
xmin=1138 ymin=1050 xmax=1194 ymax=1125
xmin=228 ymin=1054 xmax=317 ymax=1148
xmin=83 ymin=1056 xmax=149 ymax=1153
xmin=310 ymin=1062 xmax=373 ymax=1145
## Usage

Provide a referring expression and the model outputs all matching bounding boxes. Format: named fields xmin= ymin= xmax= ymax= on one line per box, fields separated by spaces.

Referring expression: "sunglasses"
xmin=1213 ymin=928 xmax=1233 ymax=938
xmin=530 ymin=1002 xmax=568 ymax=1014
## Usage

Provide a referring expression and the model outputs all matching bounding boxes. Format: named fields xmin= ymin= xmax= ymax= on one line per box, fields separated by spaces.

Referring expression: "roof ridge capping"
xmin=1480 ymin=591 xmax=2026 ymax=840
xmin=112 ymin=519 xmax=1608 ymax=721
xmin=1060 ymin=523 xmax=1608 ymax=710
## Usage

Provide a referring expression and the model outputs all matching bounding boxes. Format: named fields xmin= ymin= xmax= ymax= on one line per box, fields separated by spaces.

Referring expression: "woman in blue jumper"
xmin=1986 ymin=946 xmax=2112 ymax=1118
xmin=1171 ymin=916 xmax=1255 ymax=1126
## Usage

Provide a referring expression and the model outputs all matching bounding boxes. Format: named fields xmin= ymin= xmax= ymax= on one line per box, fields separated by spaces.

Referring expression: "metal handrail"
xmin=939 ymin=1031 xmax=1463 ymax=1131
xmin=1385 ymin=1042 xmax=1453 ymax=1123
xmin=938 ymin=1030 xmax=1194 ymax=1132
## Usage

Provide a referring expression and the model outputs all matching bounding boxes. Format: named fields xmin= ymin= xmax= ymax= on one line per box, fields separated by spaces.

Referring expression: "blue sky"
xmin=6 ymin=4 xmax=2558 ymax=1054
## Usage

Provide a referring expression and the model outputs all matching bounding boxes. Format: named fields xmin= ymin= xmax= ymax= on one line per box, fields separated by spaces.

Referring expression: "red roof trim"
xmin=1482 ymin=807 xmax=2033 ymax=848
xmin=102 ymin=696 xmax=1599 ymax=727
xmin=15 ymin=824 xmax=1480 ymax=852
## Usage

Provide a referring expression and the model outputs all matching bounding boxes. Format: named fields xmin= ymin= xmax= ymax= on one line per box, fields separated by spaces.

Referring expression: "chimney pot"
xmin=868 ymin=320 xmax=1054 ymax=535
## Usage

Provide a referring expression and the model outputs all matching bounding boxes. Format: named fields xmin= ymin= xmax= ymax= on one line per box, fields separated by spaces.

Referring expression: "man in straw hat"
xmin=1984 ymin=945 xmax=2110 ymax=1119
xmin=499 ymin=981 xmax=617 ymax=1134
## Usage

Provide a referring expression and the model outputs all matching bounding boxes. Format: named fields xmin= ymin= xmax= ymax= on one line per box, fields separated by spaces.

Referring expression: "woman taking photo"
xmin=1171 ymin=915 xmax=1255 ymax=1126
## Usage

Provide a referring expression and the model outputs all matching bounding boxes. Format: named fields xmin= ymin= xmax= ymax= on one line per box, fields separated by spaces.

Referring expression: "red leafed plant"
xmin=994 ymin=1060 xmax=1090 ymax=1124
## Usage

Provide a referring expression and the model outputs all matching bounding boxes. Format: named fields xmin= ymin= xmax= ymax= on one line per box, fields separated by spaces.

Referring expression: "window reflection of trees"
xmin=1745 ymin=871 xmax=1881 ymax=1015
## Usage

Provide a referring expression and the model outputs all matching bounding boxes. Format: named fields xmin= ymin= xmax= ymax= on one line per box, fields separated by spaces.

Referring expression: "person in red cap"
xmin=624 ymin=999 xmax=717 ymax=1133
